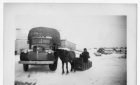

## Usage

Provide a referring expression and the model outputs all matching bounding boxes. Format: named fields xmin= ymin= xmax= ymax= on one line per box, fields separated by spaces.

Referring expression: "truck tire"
xmin=49 ymin=62 xmax=57 ymax=71
xmin=49 ymin=57 xmax=58 ymax=71
xmin=23 ymin=64 xmax=28 ymax=71
xmin=49 ymin=54 xmax=58 ymax=71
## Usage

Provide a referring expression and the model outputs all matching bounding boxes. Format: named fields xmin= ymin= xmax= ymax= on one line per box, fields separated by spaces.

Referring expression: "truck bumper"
xmin=19 ymin=61 xmax=54 ymax=64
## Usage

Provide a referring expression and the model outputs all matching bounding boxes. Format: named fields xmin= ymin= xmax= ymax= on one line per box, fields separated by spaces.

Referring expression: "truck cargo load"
xmin=28 ymin=27 xmax=61 ymax=48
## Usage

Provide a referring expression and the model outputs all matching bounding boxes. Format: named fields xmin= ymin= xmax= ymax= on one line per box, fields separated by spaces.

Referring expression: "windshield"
xmin=42 ymin=39 xmax=50 ymax=44
xmin=32 ymin=38 xmax=42 ymax=44
xmin=32 ymin=38 xmax=50 ymax=44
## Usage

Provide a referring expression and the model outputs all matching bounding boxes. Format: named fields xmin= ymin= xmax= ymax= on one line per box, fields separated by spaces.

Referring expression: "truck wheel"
xmin=23 ymin=64 xmax=28 ymax=71
xmin=49 ymin=62 xmax=57 ymax=71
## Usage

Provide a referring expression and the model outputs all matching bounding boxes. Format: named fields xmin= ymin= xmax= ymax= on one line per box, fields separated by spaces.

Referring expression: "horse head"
xmin=57 ymin=49 xmax=67 ymax=56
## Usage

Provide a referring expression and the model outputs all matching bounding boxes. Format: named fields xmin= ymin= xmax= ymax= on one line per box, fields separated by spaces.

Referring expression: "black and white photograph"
xmin=3 ymin=3 xmax=137 ymax=85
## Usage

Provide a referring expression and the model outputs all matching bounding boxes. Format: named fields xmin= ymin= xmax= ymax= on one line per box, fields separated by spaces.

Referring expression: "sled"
xmin=74 ymin=58 xmax=92 ymax=71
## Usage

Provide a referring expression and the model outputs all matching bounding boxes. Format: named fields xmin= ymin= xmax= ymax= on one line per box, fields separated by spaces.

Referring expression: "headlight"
xmin=48 ymin=51 xmax=52 ymax=54
xmin=21 ymin=49 xmax=28 ymax=53
xmin=28 ymin=49 xmax=32 ymax=52
xmin=45 ymin=49 xmax=54 ymax=54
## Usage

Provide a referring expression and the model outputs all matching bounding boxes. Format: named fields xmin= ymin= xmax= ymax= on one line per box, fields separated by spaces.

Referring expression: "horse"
xmin=57 ymin=49 xmax=76 ymax=74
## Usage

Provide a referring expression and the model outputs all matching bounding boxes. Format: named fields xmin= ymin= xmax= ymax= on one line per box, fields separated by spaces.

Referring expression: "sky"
xmin=15 ymin=4 xmax=126 ymax=50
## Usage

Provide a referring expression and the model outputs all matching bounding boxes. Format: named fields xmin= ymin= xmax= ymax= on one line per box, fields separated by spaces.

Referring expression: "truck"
xmin=19 ymin=27 xmax=61 ymax=71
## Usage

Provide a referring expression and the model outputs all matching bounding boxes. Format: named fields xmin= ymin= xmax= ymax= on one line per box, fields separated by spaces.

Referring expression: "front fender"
xmin=20 ymin=52 xmax=29 ymax=61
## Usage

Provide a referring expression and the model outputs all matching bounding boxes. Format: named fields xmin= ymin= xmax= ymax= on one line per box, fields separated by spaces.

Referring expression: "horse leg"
xmin=66 ymin=62 xmax=69 ymax=74
xmin=70 ymin=62 xmax=73 ymax=72
xmin=73 ymin=60 xmax=76 ymax=72
xmin=62 ymin=61 xmax=65 ymax=74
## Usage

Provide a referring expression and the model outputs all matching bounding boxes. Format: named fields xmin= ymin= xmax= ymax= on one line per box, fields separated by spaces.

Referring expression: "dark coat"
xmin=80 ymin=51 xmax=90 ymax=63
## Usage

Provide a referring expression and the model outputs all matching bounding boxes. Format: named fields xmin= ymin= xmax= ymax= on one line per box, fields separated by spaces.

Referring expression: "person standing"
xmin=80 ymin=48 xmax=90 ymax=63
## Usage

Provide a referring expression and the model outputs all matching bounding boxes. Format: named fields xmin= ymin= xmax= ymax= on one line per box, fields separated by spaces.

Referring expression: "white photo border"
xmin=3 ymin=3 xmax=137 ymax=85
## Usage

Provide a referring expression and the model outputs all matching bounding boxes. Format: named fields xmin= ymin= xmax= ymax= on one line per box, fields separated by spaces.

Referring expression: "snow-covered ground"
xmin=15 ymin=52 xmax=126 ymax=85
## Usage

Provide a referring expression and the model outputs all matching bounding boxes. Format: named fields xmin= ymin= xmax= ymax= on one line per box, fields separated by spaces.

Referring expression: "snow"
xmin=15 ymin=52 xmax=126 ymax=85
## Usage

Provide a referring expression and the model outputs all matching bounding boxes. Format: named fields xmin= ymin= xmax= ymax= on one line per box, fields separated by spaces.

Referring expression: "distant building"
xmin=61 ymin=39 xmax=76 ymax=50
xmin=15 ymin=38 xmax=29 ymax=55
